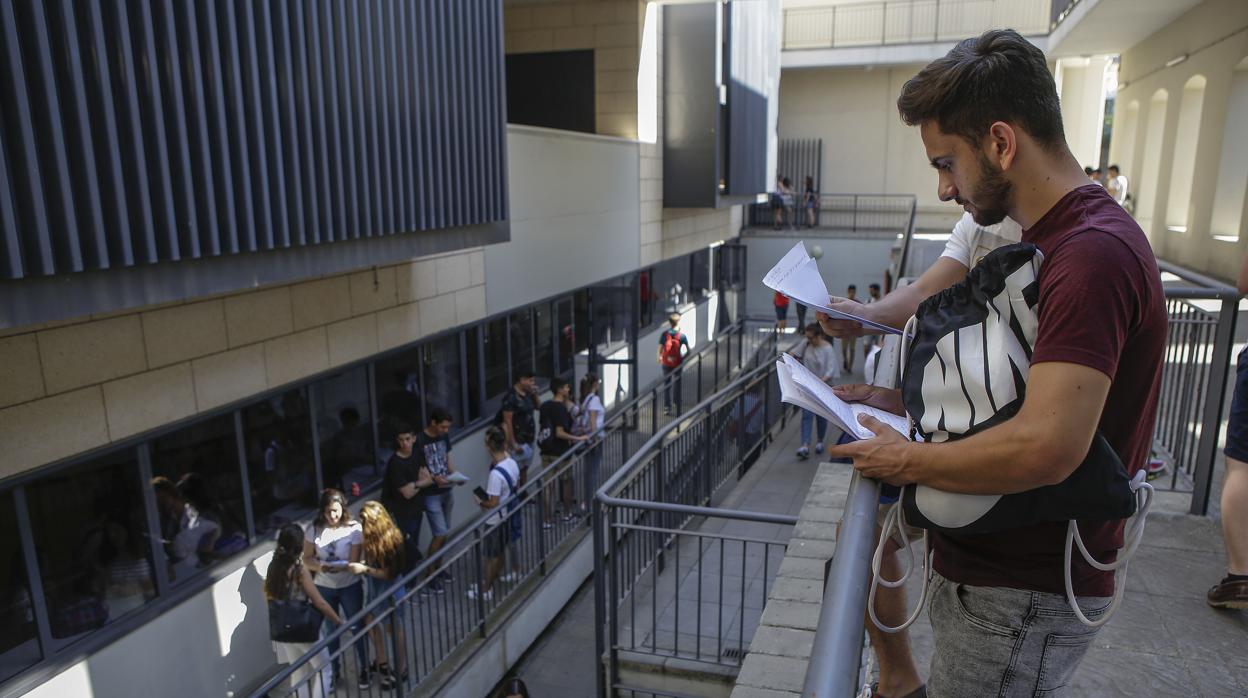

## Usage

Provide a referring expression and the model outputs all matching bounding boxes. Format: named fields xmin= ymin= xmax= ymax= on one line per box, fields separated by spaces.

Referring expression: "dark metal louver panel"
xmin=0 ymin=0 xmax=508 ymax=280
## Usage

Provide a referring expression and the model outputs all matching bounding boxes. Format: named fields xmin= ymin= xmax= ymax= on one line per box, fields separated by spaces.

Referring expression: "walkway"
xmin=508 ymin=408 xmax=822 ymax=697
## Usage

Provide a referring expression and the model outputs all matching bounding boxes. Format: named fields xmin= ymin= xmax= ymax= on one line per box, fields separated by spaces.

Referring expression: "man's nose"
xmin=938 ymin=172 xmax=957 ymax=203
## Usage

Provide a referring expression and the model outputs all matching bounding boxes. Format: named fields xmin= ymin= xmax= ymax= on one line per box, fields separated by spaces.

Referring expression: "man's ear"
xmin=986 ymin=121 xmax=1018 ymax=170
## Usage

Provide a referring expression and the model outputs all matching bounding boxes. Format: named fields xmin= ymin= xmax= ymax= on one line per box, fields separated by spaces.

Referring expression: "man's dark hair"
xmin=1084 ymin=166 xmax=1094 ymax=175
xmin=394 ymin=421 xmax=415 ymax=438
xmin=897 ymin=29 xmax=1064 ymax=151
xmin=427 ymin=406 xmax=453 ymax=425
xmin=550 ymin=377 xmax=570 ymax=396
xmin=513 ymin=370 xmax=535 ymax=384
xmin=847 ymin=284 xmax=857 ymax=292
xmin=869 ymin=283 xmax=881 ymax=292
xmin=1108 ymin=164 xmax=1120 ymax=173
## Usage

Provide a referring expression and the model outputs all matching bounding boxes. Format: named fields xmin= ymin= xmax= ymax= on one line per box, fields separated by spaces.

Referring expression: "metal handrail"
xmin=251 ymin=317 xmax=776 ymax=697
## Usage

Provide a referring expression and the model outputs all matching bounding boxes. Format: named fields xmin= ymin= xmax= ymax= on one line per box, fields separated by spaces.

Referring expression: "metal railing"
xmin=747 ymin=193 xmax=916 ymax=234
xmin=593 ymin=356 xmax=800 ymax=698
xmin=250 ymin=319 xmax=780 ymax=697
xmin=1155 ymin=261 xmax=1241 ymax=515
xmin=782 ymin=0 xmax=1051 ymax=51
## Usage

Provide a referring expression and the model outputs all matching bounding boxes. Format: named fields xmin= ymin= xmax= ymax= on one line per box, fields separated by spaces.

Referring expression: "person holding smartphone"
xmin=468 ymin=427 xmax=520 ymax=601
xmin=302 ymin=489 xmax=368 ymax=689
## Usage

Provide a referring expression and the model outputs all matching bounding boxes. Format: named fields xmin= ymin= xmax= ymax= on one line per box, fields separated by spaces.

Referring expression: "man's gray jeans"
xmin=927 ymin=572 xmax=1110 ymax=697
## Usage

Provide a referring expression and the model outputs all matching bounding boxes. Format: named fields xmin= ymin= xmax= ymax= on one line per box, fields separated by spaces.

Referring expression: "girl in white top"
xmin=301 ymin=489 xmax=368 ymax=686
xmin=794 ymin=324 xmax=839 ymax=459
xmin=574 ymin=373 xmax=607 ymax=516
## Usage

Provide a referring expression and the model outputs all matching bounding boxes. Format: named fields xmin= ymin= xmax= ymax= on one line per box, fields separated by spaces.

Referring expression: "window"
xmin=150 ymin=415 xmax=248 ymax=585
xmin=242 ymin=388 xmax=317 ymax=538
xmin=690 ymin=248 xmax=711 ymax=299
xmin=376 ymin=347 xmax=424 ymax=450
xmin=652 ymin=258 xmax=690 ymax=315
xmin=510 ymin=308 xmax=534 ymax=379
xmin=483 ymin=317 xmax=510 ymax=402
xmin=26 ymin=451 xmax=156 ymax=640
xmin=534 ymin=302 xmax=554 ymax=381
xmin=556 ymin=297 xmax=576 ymax=378
xmin=0 ymin=490 xmax=39 ymax=680
xmin=1166 ymin=75 xmax=1206 ymax=232
xmin=573 ymin=290 xmax=590 ymax=354
xmin=316 ymin=367 xmax=378 ymax=497
xmin=465 ymin=326 xmax=483 ymax=423
xmin=422 ymin=333 xmax=465 ymax=431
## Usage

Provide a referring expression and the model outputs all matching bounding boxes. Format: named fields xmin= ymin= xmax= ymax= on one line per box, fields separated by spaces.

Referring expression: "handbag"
xmin=268 ymin=585 xmax=321 ymax=643
xmin=868 ymin=243 xmax=1152 ymax=633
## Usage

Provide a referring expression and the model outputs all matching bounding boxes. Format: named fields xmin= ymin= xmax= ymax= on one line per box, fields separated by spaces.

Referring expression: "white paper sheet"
xmin=763 ymin=242 xmax=902 ymax=335
xmin=777 ymin=354 xmax=911 ymax=441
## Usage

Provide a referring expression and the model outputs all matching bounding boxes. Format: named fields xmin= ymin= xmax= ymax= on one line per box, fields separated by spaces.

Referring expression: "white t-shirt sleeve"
xmin=348 ymin=522 xmax=363 ymax=546
xmin=485 ymin=469 xmax=506 ymax=498
xmin=940 ymin=212 xmax=978 ymax=268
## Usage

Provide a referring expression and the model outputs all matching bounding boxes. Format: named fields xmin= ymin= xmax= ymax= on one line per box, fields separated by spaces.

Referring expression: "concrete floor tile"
xmin=1068 ymin=646 xmax=1196 ymax=696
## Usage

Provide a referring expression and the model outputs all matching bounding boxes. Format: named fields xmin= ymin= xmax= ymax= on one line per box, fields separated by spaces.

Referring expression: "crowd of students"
xmin=262 ymin=369 xmax=608 ymax=695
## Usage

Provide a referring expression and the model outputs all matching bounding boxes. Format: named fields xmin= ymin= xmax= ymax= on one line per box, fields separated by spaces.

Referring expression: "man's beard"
xmin=964 ymin=152 xmax=1012 ymax=226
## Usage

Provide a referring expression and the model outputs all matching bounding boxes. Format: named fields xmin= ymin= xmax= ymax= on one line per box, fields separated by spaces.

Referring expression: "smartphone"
xmin=473 ymin=486 xmax=489 ymax=501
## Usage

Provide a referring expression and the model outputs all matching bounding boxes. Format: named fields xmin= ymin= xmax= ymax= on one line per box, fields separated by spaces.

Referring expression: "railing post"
xmin=852 ymin=194 xmax=858 ymax=232
xmin=472 ymin=526 xmax=488 ymax=638
xmin=592 ymin=496 xmax=609 ymax=698
xmin=537 ymin=480 xmax=549 ymax=576
xmin=1192 ymin=297 xmax=1238 ymax=515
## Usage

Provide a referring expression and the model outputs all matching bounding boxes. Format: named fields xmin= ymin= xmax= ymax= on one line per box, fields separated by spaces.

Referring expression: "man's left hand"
xmin=825 ymin=414 xmax=914 ymax=486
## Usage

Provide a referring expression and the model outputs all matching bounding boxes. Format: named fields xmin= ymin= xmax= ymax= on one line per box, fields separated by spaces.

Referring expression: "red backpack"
xmin=660 ymin=331 xmax=684 ymax=368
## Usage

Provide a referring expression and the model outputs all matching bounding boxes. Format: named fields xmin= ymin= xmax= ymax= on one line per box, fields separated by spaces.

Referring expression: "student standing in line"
xmin=468 ymin=427 xmax=521 ymax=601
xmin=538 ymin=378 xmax=589 ymax=527
xmin=302 ymin=489 xmax=369 ymax=689
xmin=348 ymin=501 xmax=409 ymax=691
xmin=803 ymin=175 xmax=820 ymax=228
xmin=1209 ymin=252 xmax=1248 ymax=610
xmin=381 ymin=424 xmax=431 ymax=580
xmin=415 ymin=408 xmax=461 ymax=592
xmin=792 ymin=324 xmax=840 ymax=460
xmin=499 ymin=371 xmax=540 ymax=486
xmin=841 ymin=284 xmax=859 ymax=372
xmin=574 ymin=373 xmax=607 ymax=515
xmin=267 ymin=523 xmax=342 ymax=698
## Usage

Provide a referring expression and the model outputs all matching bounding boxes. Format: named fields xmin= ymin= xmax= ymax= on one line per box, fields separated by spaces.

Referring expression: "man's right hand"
xmin=832 ymin=384 xmax=905 ymax=416
xmin=816 ymin=296 xmax=880 ymax=338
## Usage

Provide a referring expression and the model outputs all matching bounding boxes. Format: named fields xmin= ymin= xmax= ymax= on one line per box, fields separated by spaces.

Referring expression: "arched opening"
xmin=1113 ymin=99 xmax=1140 ymax=186
xmin=1136 ymin=89 xmax=1169 ymax=237
xmin=1211 ymin=58 xmax=1248 ymax=242
xmin=1165 ymin=75 xmax=1207 ymax=233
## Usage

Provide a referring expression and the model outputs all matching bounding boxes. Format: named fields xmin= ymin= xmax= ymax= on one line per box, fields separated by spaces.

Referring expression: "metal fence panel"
xmin=0 ymin=0 xmax=507 ymax=281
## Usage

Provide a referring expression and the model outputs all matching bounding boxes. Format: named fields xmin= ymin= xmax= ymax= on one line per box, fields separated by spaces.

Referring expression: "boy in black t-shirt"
xmin=538 ymin=378 xmax=588 ymax=527
xmin=416 ymin=408 xmax=461 ymax=590
xmin=381 ymin=424 xmax=432 ymax=561
xmin=499 ymin=371 xmax=540 ymax=485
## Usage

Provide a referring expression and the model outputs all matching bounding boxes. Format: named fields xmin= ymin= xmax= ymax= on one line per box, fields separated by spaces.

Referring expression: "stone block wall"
xmin=0 ymin=248 xmax=486 ymax=480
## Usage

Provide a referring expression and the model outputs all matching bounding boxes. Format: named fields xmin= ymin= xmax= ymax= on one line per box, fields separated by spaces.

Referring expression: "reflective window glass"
xmin=0 ymin=490 xmax=39 ymax=679
xmin=534 ymin=302 xmax=554 ymax=381
xmin=465 ymin=326 xmax=483 ymax=422
xmin=573 ymin=291 xmax=590 ymax=353
xmin=27 ymin=451 xmax=156 ymax=640
xmin=376 ymin=347 xmax=424 ymax=449
xmin=556 ymin=297 xmax=575 ymax=378
xmin=242 ymin=388 xmax=317 ymax=537
xmin=422 ymin=333 xmax=464 ymax=431
xmin=316 ymin=366 xmax=378 ymax=497
xmin=483 ymin=317 xmax=509 ymax=403
xmin=150 ymin=415 xmax=248 ymax=585
xmin=510 ymin=308 xmax=534 ymax=378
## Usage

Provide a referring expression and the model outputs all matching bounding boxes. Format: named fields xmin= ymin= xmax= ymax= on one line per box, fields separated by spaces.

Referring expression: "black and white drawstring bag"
xmin=870 ymin=242 xmax=1152 ymax=633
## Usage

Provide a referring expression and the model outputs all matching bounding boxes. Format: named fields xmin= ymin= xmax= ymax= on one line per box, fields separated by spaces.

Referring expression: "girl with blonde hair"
xmin=348 ymin=501 xmax=408 ymax=690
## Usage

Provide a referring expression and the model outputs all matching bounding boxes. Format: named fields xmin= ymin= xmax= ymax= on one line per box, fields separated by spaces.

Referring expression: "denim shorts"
xmin=926 ymin=572 xmax=1109 ymax=697
xmin=512 ymin=442 xmax=535 ymax=473
xmin=422 ymin=490 xmax=454 ymax=537
xmin=1225 ymin=347 xmax=1248 ymax=462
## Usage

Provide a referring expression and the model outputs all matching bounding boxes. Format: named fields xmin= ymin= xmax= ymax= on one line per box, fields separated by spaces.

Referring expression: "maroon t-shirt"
xmin=931 ymin=185 xmax=1167 ymax=597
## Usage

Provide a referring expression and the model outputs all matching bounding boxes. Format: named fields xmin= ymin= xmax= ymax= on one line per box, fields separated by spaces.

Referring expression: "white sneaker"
xmin=500 ymin=572 xmax=520 ymax=583
xmin=814 ymin=442 xmax=825 ymax=454
xmin=796 ymin=446 xmax=809 ymax=460
xmin=466 ymin=587 xmax=493 ymax=601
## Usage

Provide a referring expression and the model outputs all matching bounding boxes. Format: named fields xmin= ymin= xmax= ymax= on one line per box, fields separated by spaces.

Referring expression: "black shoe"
xmin=358 ymin=666 xmax=372 ymax=689
xmin=378 ymin=663 xmax=397 ymax=690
